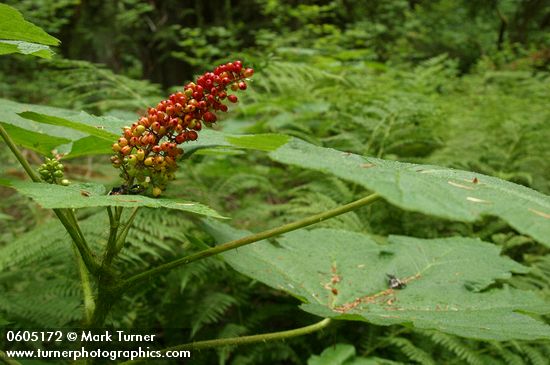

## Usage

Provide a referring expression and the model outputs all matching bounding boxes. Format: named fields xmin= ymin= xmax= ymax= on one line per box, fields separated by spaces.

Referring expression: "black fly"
xmin=387 ymin=274 xmax=406 ymax=290
xmin=109 ymin=184 xmax=145 ymax=195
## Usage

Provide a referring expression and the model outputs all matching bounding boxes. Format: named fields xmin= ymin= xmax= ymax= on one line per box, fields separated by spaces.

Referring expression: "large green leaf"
xmin=0 ymin=3 xmax=59 ymax=58
xmin=202 ymin=220 xmax=550 ymax=341
xmin=269 ymin=139 xmax=550 ymax=246
xmin=1 ymin=181 xmax=225 ymax=218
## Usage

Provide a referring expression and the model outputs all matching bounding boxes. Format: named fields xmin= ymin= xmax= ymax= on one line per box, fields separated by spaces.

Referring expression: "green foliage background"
xmin=1 ymin=0 xmax=549 ymax=364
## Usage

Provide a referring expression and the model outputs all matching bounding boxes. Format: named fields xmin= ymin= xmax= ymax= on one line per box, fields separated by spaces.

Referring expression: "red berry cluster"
xmin=111 ymin=60 xmax=254 ymax=197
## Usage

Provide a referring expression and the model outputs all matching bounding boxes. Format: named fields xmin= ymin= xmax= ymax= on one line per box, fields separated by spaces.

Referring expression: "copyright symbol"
xmin=66 ymin=332 xmax=78 ymax=341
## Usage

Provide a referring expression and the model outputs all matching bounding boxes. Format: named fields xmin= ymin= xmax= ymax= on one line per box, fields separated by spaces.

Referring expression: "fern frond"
xmin=190 ymin=292 xmax=239 ymax=338
xmin=421 ymin=330 xmax=485 ymax=365
xmin=387 ymin=337 xmax=436 ymax=365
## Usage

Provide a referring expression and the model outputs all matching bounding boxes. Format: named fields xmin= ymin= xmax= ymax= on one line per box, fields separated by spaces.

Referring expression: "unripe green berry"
xmin=127 ymin=155 xmax=138 ymax=165
xmin=54 ymin=170 xmax=64 ymax=178
xmin=152 ymin=187 xmax=162 ymax=197
xmin=61 ymin=179 xmax=70 ymax=186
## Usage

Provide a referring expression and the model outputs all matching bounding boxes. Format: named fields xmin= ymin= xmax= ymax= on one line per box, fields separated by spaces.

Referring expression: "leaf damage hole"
xmin=528 ymin=208 xmax=550 ymax=219
xmin=448 ymin=181 xmax=474 ymax=190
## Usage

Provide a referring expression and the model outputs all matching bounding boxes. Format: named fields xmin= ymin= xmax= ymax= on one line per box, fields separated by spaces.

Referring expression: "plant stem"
xmin=53 ymin=209 xmax=100 ymax=274
xmin=119 ymin=193 xmax=381 ymax=292
xmin=0 ymin=124 xmax=41 ymax=182
xmin=73 ymin=245 xmax=95 ymax=325
xmin=119 ymin=318 xmax=331 ymax=365
xmin=114 ymin=207 xmax=139 ymax=253
xmin=102 ymin=207 xmax=123 ymax=267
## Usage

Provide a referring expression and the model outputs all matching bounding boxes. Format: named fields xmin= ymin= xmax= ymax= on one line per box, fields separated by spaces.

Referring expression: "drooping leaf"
xmin=0 ymin=122 xmax=70 ymax=156
xmin=19 ymin=111 xmax=119 ymax=140
xmin=0 ymin=181 xmax=226 ymax=218
xmin=225 ymin=134 xmax=290 ymax=151
xmin=202 ymin=220 xmax=550 ymax=341
xmin=183 ymin=130 xmax=290 ymax=157
xmin=0 ymin=40 xmax=53 ymax=58
xmin=0 ymin=98 xmax=116 ymax=157
xmin=269 ymin=138 xmax=550 ymax=246
xmin=0 ymin=3 xmax=59 ymax=58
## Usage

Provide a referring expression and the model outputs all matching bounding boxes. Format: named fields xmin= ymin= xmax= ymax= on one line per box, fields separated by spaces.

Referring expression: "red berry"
xmin=203 ymin=111 xmax=217 ymax=123
xmin=188 ymin=131 xmax=198 ymax=141
xmin=243 ymin=68 xmax=254 ymax=78
xmin=121 ymin=146 xmax=132 ymax=155
xmin=175 ymin=133 xmax=186 ymax=143
xmin=238 ymin=82 xmax=247 ymax=90
xmin=228 ymin=94 xmax=238 ymax=103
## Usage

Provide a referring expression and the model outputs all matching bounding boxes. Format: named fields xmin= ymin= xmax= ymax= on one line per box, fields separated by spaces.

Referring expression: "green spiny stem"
xmin=0 ymin=125 xmax=100 ymax=274
xmin=118 ymin=193 xmax=381 ymax=292
xmin=119 ymin=318 xmax=331 ymax=365
xmin=73 ymin=245 xmax=95 ymax=325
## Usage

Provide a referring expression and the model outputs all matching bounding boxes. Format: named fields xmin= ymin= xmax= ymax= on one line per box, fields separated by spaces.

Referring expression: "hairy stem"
xmin=119 ymin=193 xmax=381 ymax=292
xmin=119 ymin=318 xmax=331 ymax=364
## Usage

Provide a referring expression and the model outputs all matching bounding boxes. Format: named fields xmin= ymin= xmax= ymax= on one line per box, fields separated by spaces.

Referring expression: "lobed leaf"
xmin=203 ymin=220 xmax=550 ymax=341
xmin=269 ymin=139 xmax=550 ymax=246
